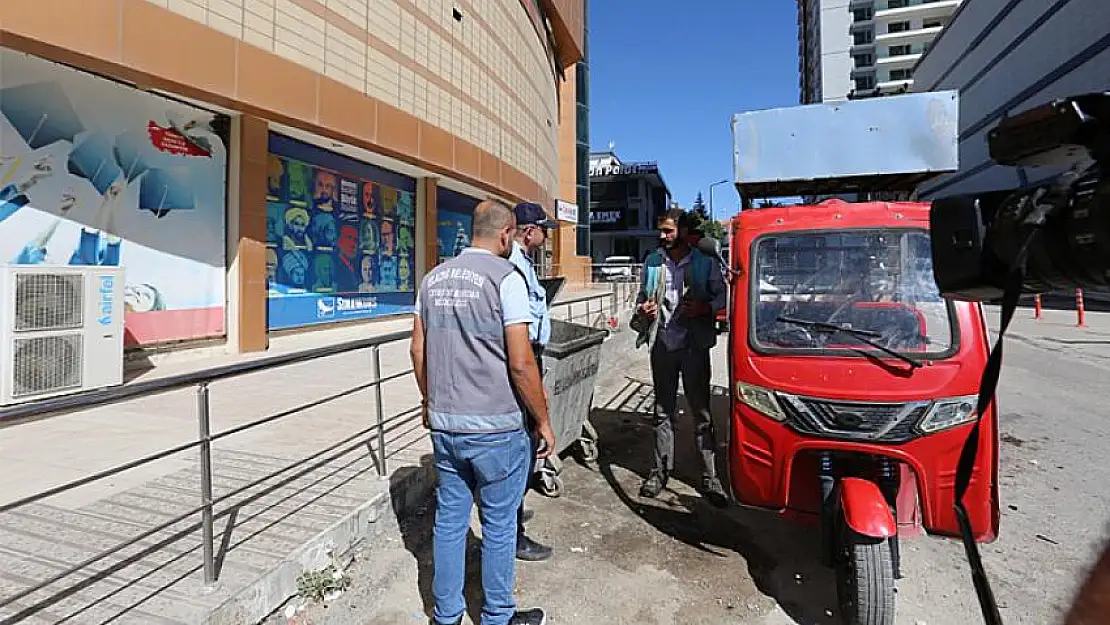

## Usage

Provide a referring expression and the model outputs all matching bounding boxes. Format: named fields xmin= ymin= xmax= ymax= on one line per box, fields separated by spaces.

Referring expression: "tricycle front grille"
xmin=777 ymin=395 xmax=930 ymax=443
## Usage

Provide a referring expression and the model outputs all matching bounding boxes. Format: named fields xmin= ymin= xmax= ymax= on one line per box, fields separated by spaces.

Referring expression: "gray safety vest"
xmin=418 ymin=249 xmax=525 ymax=433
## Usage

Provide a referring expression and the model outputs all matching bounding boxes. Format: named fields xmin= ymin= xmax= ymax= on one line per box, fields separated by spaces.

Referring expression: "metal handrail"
xmin=0 ymin=289 xmax=626 ymax=619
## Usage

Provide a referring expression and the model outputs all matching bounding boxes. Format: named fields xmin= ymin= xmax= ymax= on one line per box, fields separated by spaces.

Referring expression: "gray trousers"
xmin=518 ymin=343 xmax=545 ymax=536
xmin=649 ymin=340 xmax=718 ymax=479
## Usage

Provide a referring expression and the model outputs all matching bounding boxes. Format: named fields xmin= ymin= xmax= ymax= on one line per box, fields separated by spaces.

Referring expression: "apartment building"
xmin=798 ymin=0 xmax=962 ymax=103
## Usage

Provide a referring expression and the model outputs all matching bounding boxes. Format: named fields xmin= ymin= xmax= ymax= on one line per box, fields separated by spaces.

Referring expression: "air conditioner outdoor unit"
xmin=0 ymin=265 xmax=125 ymax=406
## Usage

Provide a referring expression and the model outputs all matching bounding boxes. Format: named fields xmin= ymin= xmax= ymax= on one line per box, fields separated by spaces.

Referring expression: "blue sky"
xmin=588 ymin=0 xmax=800 ymax=220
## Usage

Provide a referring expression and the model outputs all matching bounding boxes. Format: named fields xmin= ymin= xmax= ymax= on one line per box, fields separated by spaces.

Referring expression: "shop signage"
xmin=589 ymin=161 xmax=659 ymax=177
xmin=556 ymin=200 xmax=578 ymax=223
xmin=590 ymin=210 xmax=622 ymax=224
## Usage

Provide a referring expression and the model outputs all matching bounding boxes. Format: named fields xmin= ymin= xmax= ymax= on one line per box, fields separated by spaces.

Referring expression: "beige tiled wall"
xmin=147 ymin=0 xmax=559 ymax=197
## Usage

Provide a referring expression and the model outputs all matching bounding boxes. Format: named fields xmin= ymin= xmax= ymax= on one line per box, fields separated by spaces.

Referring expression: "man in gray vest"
xmin=411 ymin=199 xmax=555 ymax=625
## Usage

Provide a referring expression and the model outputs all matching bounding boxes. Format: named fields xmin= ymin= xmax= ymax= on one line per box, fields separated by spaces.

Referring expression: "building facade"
xmin=0 ymin=0 xmax=587 ymax=354
xmin=798 ymin=0 xmax=962 ymax=103
xmin=587 ymin=152 xmax=671 ymax=262
xmin=913 ymin=0 xmax=1110 ymax=199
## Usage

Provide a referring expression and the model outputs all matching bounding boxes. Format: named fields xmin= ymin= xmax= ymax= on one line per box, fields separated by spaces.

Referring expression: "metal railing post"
xmin=196 ymin=383 xmax=216 ymax=587
xmin=372 ymin=345 xmax=387 ymax=476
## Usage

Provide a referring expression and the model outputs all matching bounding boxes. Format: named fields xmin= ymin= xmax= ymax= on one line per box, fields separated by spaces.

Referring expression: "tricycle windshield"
xmin=751 ymin=228 xmax=957 ymax=357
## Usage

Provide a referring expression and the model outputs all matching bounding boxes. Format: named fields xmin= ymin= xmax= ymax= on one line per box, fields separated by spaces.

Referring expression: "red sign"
xmin=147 ymin=121 xmax=211 ymax=157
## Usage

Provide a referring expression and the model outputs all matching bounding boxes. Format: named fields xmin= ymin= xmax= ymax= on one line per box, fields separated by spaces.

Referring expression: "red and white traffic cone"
xmin=1034 ymin=294 xmax=1043 ymax=320
xmin=1076 ymin=288 xmax=1087 ymax=327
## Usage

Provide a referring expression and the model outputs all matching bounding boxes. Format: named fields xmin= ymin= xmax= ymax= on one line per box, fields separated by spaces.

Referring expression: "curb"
xmin=205 ymin=460 xmax=437 ymax=625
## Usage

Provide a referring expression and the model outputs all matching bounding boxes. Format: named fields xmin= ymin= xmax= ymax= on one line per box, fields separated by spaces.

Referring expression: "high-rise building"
xmin=913 ymin=0 xmax=1110 ymax=199
xmin=798 ymin=0 xmax=963 ymax=103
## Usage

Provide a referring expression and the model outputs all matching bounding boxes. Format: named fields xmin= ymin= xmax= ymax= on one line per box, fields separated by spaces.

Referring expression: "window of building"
xmin=854 ymin=53 xmax=874 ymax=68
xmin=887 ymin=0 xmax=908 ymax=8
xmin=887 ymin=21 xmax=910 ymax=33
xmin=855 ymin=75 xmax=875 ymax=91
xmin=853 ymin=30 xmax=874 ymax=45
xmin=889 ymin=68 xmax=914 ymax=81
xmin=853 ymin=7 xmax=873 ymax=21
xmin=888 ymin=45 xmax=911 ymax=56
xmin=923 ymin=18 xmax=945 ymax=29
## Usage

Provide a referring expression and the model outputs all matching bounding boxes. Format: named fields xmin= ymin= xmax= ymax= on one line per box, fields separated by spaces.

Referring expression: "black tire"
xmin=836 ymin=522 xmax=896 ymax=625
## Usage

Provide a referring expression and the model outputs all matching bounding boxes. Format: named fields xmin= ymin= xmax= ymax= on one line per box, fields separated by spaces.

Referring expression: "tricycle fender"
xmin=839 ymin=477 xmax=897 ymax=539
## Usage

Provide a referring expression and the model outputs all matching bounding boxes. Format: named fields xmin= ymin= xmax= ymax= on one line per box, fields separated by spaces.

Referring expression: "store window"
xmin=435 ymin=186 xmax=480 ymax=264
xmin=265 ymin=134 xmax=417 ymax=330
xmin=0 ymin=50 xmax=230 ymax=346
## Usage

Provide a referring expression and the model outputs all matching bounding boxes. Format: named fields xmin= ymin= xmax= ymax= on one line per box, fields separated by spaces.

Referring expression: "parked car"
xmin=597 ymin=255 xmax=636 ymax=282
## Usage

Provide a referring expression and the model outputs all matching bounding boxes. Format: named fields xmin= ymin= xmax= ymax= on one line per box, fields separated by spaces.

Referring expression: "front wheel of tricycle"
xmin=835 ymin=522 xmax=895 ymax=625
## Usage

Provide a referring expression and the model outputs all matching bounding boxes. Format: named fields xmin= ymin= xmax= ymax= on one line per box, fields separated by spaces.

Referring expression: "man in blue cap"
xmin=508 ymin=201 xmax=558 ymax=562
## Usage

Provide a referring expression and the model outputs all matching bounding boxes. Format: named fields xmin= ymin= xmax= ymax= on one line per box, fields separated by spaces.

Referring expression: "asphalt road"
xmin=300 ymin=331 xmax=1110 ymax=625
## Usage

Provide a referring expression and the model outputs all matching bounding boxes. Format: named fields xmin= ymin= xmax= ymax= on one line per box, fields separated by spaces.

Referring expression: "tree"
xmin=686 ymin=195 xmax=726 ymax=243
xmin=691 ymin=192 xmax=707 ymax=216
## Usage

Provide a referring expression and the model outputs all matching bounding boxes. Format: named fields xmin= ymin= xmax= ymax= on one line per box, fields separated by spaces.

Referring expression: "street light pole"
xmin=709 ymin=179 xmax=729 ymax=223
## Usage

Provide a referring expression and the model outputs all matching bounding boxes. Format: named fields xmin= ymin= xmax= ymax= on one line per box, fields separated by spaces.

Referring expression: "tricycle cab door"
xmin=725 ymin=235 xmax=789 ymax=510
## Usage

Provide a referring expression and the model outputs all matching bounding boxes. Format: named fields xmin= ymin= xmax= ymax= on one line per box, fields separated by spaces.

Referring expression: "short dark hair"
xmin=472 ymin=199 xmax=515 ymax=238
xmin=657 ymin=208 xmax=690 ymax=232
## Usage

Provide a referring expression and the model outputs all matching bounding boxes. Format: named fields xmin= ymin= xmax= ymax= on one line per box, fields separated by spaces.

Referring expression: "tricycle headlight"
xmin=735 ymin=381 xmax=787 ymax=422
xmin=917 ymin=395 xmax=978 ymax=433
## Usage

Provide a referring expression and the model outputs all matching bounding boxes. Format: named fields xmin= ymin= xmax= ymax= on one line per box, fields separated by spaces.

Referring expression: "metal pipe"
xmin=372 ymin=345 xmax=387 ymax=475
xmin=709 ymin=179 xmax=729 ymax=223
xmin=1077 ymin=288 xmax=1086 ymax=327
xmin=196 ymin=383 xmax=216 ymax=586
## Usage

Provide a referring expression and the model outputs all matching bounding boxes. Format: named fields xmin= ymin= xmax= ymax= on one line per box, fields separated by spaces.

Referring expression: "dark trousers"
xmin=649 ymin=340 xmax=717 ymax=479
xmin=519 ymin=343 xmax=545 ymax=536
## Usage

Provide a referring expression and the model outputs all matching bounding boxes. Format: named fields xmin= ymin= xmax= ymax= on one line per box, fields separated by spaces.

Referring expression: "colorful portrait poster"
xmin=0 ymin=49 xmax=228 ymax=346
xmin=265 ymin=134 xmax=417 ymax=330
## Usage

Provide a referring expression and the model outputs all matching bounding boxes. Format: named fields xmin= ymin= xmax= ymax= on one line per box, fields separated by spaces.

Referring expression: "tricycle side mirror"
xmin=696 ymin=237 xmax=740 ymax=276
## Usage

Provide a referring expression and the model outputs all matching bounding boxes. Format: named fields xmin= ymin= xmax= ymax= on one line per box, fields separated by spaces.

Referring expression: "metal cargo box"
xmin=731 ymin=91 xmax=960 ymax=198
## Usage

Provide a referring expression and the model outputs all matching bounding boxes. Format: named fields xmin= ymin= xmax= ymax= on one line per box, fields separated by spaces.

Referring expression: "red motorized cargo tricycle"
xmin=718 ymin=199 xmax=999 ymax=625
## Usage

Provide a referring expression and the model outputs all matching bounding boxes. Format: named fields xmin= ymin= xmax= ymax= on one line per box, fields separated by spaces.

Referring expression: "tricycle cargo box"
xmin=731 ymin=91 xmax=960 ymax=198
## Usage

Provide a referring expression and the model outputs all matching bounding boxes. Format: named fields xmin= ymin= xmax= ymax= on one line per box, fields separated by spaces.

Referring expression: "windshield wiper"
xmin=776 ymin=316 xmax=924 ymax=369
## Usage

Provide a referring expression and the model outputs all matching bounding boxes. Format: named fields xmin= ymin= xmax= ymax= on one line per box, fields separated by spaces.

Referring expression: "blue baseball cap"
xmin=513 ymin=202 xmax=557 ymax=229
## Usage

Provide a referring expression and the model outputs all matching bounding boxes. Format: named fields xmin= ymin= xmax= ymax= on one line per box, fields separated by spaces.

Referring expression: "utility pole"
xmin=708 ymin=179 xmax=728 ymax=222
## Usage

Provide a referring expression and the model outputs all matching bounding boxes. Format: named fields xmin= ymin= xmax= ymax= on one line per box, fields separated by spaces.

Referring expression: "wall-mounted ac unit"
xmin=0 ymin=265 xmax=125 ymax=406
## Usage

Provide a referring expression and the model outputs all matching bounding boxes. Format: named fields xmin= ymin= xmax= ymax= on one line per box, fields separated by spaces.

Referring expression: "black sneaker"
xmin=701 ymin=476 xmax=729 ymax=508
xmin=516 ymin=533 xmax=553 ymax=561
xmin=509 ymin=607 xmax=547 ymax=625
xmin=639 ymin=470 xmax=668 ymax=498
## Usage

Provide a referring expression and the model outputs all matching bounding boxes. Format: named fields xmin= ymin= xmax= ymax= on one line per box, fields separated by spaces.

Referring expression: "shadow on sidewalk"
xmin=589 ymin=378 xmax=840 ymax=625
xmin=390 ymin=458 xmax=491 ymax=625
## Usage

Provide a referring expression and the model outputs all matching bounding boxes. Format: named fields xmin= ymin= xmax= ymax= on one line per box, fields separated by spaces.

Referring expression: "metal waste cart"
xmin=533 ymin=318 xmax=607 ymax=497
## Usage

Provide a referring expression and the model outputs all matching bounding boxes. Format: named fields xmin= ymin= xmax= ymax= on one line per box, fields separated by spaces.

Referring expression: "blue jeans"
xmin=432 ymin=429 xmax=530 ymax=625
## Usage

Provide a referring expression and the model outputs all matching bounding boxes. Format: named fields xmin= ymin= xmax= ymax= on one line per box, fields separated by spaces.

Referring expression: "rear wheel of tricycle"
xmin=835 ymin=521 xmax=895 ymax=625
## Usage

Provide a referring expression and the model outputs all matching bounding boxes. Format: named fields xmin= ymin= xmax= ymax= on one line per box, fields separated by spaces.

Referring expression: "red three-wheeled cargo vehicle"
xmin=708 ymin=92 xmax=1000 ymax=625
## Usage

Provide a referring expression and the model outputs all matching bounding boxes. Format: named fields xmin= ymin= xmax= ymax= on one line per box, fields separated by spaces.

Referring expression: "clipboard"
xmin=539 ymin=277 xmax=567 ymax=305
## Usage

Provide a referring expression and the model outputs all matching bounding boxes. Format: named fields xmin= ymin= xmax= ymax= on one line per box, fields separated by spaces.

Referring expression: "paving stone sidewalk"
xmin=0 ymin=287 xmax=621 ymax=625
